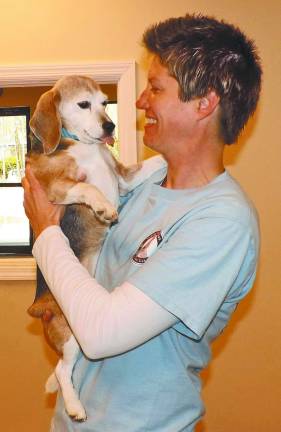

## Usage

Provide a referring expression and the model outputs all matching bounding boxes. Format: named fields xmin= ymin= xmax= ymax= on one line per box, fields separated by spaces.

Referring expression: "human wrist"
xmin=33 ymin=222 xmax=60 ymax=240
xmin=32 ymin=225 xmax=64 ymax=255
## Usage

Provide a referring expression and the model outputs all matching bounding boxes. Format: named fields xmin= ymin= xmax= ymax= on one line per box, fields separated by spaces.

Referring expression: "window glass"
xmin=0 ymin=112 xmax=28 ymax=183
xmin=0 ymin=106 xmax=31 ymax=254
xmin=0 ymin=187 xmax=30 ymax=247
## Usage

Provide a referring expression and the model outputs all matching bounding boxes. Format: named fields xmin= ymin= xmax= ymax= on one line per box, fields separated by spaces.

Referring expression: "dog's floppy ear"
xmin=30 ymin=89 xmax=62 ymax=154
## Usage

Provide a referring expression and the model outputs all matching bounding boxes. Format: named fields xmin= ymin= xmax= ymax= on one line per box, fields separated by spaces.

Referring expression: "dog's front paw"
xmin=85 ymin=187 xmax=118 ymax=223
xmin=88 ymin=196 xmax=117 ymax=223
xmin=94 ymin=201 xmax=118 ymax=224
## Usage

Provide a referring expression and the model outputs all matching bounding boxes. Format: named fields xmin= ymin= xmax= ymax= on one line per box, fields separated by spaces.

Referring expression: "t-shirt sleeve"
xmin=128 ymin=216 xmax=256 ymax=340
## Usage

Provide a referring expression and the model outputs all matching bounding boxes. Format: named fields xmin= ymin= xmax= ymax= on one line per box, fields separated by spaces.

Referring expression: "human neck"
xmin=163 ymin=162 xmax=224 ymax=189
xmin=162 ymin=137 xmax=225 ymax=190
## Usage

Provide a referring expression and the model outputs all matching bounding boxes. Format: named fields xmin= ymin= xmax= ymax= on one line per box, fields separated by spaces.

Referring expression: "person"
xmin=22 ymin=13 xmax=262 ymax=432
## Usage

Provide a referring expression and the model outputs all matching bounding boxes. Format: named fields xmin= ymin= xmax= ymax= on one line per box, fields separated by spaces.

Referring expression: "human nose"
xmin=136 ymin=87 xmax=149 ymax=110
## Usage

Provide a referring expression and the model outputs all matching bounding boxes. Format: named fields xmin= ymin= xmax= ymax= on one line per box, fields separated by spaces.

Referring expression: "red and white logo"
xmin=132 ymin=231 xmax=163 ymax=265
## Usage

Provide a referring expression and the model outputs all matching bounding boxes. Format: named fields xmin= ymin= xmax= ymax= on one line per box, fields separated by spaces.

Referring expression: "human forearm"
xmin=33 ymin=227 xmax=177 ymax=358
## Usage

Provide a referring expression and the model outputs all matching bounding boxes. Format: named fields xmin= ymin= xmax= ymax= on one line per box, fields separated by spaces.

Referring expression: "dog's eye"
xmin=102 ymin=100 xmax=108 ymax=107
xmin=77 ymin=101 xmax=91 ymax=109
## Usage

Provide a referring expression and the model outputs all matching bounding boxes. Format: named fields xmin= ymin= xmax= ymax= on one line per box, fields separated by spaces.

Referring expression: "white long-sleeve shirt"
xmin=33 ymin=226 xmax=177 ymax=359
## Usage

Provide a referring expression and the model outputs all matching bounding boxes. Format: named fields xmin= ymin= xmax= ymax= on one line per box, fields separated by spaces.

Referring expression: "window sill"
xmin=0 ymin=256 xmax=36 ymax=280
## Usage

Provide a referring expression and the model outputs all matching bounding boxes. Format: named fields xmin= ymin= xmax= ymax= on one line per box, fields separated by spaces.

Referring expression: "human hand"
xmin=22 ymin=164 xmax=65 ymax=239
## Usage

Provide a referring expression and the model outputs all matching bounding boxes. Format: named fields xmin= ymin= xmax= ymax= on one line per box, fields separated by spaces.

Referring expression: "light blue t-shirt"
xmin=52 ymin=168 xmax=259 ymax=431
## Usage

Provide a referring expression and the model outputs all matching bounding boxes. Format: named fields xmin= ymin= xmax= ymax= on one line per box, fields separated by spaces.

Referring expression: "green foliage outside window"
xmin=0 ymin=156 xmax=17 ymax=177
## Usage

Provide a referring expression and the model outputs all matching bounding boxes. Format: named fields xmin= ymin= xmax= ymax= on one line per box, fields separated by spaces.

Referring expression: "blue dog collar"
xmin=61 ymin=127 xmax=79 ymax=141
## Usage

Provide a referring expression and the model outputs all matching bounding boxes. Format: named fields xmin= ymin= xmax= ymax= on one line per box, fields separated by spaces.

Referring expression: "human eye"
xmin=101 ymin=100 xmax=108 ymax=107
xmin=150 ymin=84 xmax=162 ymax=95
xmin=151 ymin=86 xmax=160 ymax=94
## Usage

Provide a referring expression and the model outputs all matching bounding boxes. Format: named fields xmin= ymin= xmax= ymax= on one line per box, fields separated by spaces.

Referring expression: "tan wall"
xmin=0 ymin=1 xmax=280 ymax=431
xmin=0 ymin=85 xmax=116 ymax=112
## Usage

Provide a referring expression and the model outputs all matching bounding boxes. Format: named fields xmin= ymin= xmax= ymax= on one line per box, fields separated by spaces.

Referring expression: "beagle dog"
xmin=27 ymin=75 xmax=143 ymax=422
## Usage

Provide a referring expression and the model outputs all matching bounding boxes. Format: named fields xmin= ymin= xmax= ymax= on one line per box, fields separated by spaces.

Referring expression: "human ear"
xmin=197 ymin=91 xmax=220 ymax=119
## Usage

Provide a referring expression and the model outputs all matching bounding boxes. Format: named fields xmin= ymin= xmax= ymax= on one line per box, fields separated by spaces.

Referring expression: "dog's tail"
xmin=28 ymin=266 xmax=60 ymax=318
xmin=27 ymin=302 xmax=44 ymax=318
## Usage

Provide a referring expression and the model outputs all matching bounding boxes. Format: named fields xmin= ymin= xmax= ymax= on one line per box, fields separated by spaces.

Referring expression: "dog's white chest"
xmin=68 ymin=143 xmax=119 ymax=207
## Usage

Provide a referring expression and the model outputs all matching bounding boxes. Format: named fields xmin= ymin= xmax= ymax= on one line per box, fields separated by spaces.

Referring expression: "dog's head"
xmin=30 ymin=75 xmax=115 ymax=154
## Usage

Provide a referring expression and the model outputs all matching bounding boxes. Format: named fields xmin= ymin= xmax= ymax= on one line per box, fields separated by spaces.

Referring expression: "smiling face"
xmin=136 ymin=57 xmax=197 ymax=157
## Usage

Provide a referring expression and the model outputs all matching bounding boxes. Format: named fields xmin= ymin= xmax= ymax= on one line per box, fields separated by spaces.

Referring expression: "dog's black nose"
xmin=102 ymin=121 xmax=115 ymax=134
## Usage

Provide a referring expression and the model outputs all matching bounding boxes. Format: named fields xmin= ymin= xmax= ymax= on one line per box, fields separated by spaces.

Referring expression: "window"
xmin=0 ymin=106 xmax=32 ymax=254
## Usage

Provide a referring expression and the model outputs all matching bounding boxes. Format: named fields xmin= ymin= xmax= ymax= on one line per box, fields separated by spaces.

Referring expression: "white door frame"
xmin=0 ymin=61 xmax=137 ymax=280
xmin=0 ymin=61 xmax=137 ymax=165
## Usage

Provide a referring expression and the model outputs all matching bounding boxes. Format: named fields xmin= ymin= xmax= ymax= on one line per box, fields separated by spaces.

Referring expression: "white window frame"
xmin=0 ymin=61 xmax=137 ymax=280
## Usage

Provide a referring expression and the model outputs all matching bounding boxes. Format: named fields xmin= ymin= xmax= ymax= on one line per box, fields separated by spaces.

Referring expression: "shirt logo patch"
xmin=132 ymin=231 xmax=163 ymax=265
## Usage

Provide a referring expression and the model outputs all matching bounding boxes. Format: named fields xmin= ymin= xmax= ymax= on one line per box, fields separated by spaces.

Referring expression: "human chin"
xmin=143 ymin=132 xmax=161 ymax=151
xmin=143 ymin=124 xmax=158 ymax=146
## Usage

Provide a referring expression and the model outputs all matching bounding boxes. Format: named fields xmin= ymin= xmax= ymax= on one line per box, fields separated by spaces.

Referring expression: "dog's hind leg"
xmin=45 ymin=372 xmax=59 ymax=393
xmin=55 ymin=335 xmax=87 ymax=422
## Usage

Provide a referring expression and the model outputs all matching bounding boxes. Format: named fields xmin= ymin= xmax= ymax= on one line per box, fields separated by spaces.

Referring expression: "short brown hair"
xmin=143 ymin=14 xmax=262 ymax=144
